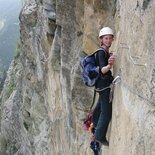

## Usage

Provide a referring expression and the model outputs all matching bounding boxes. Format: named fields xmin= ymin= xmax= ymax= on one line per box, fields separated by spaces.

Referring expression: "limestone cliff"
xmin=0 ymin=0 xmax=155 ymax=155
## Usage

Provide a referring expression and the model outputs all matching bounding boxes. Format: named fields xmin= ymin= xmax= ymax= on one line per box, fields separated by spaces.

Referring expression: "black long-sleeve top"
xmin=95 ymin=49 xmax=113 ymax=89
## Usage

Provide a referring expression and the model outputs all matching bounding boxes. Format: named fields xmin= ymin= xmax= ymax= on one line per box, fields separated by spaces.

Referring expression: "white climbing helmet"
xmin=99 ymin=27 xmax=114 ymax=38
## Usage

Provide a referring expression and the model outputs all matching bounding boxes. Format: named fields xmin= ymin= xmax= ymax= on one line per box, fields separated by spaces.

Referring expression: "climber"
xmin=91 ymin=27 xmax=115 ymax=146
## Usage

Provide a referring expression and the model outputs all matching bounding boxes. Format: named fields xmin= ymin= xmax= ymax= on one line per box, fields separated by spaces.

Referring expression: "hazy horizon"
xmin=0 ymin=0 xmax=21 ymax=72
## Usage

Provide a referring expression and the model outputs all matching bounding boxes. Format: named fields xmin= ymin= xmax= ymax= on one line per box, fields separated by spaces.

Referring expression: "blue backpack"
xmin=80 ymin=48 xmax=106 ymax=87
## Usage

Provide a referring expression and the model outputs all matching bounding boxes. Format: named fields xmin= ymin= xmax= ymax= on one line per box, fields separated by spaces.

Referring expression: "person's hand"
xmin=108 ymin=55 xmax=115 ymax=66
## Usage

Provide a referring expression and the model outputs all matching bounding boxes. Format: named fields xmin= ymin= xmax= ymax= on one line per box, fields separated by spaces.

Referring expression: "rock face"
xmin=0 ymin=0 xmax=155 ymax=155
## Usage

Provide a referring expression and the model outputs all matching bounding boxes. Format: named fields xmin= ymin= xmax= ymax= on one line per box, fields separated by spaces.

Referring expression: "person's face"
xmin=101 ymin=35 xmax=113 ymax=47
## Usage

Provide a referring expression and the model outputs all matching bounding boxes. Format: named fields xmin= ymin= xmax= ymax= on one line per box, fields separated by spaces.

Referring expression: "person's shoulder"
xmin=96 ymin=48 xmax=106 ymax=56
xmin=96 ymin=47 xmax=107 ymax=53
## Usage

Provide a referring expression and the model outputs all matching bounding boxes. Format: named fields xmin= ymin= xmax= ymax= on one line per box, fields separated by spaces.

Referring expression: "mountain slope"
xmin=0 ymin=0 xmax=155 ymax=155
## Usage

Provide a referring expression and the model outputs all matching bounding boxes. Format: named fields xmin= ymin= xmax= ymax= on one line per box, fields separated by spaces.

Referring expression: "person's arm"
xmin=101 ymin=64 xmax=111 ymax=74
xmin=97 ymin=51 xmax=111 ymax=74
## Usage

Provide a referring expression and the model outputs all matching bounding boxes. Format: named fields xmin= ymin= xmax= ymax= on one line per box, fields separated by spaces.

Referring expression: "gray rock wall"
xmin=0 ymin=0 xmax=155 ymax=155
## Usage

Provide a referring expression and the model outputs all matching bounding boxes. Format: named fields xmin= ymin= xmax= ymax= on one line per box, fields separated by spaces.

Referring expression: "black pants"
xmin=92 ymin=88 xmax=112 ymax=141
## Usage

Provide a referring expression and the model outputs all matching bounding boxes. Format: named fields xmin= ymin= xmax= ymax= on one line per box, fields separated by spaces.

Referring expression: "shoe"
xmin=95 ymin=138 xmax=109 ymax=146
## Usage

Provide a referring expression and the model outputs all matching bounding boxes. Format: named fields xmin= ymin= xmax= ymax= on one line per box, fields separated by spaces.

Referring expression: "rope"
xmin=120 ymin=78 xmax=155 ymax=105
xmin=110 ymin=75 xmax=155 ymax=105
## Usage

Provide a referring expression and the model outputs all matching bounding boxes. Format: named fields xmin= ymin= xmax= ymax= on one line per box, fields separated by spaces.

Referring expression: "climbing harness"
xmin=95 ymin=75 xmax=121 ymax=92
xmin=89 ymin=76 xmax=121 ymax=112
